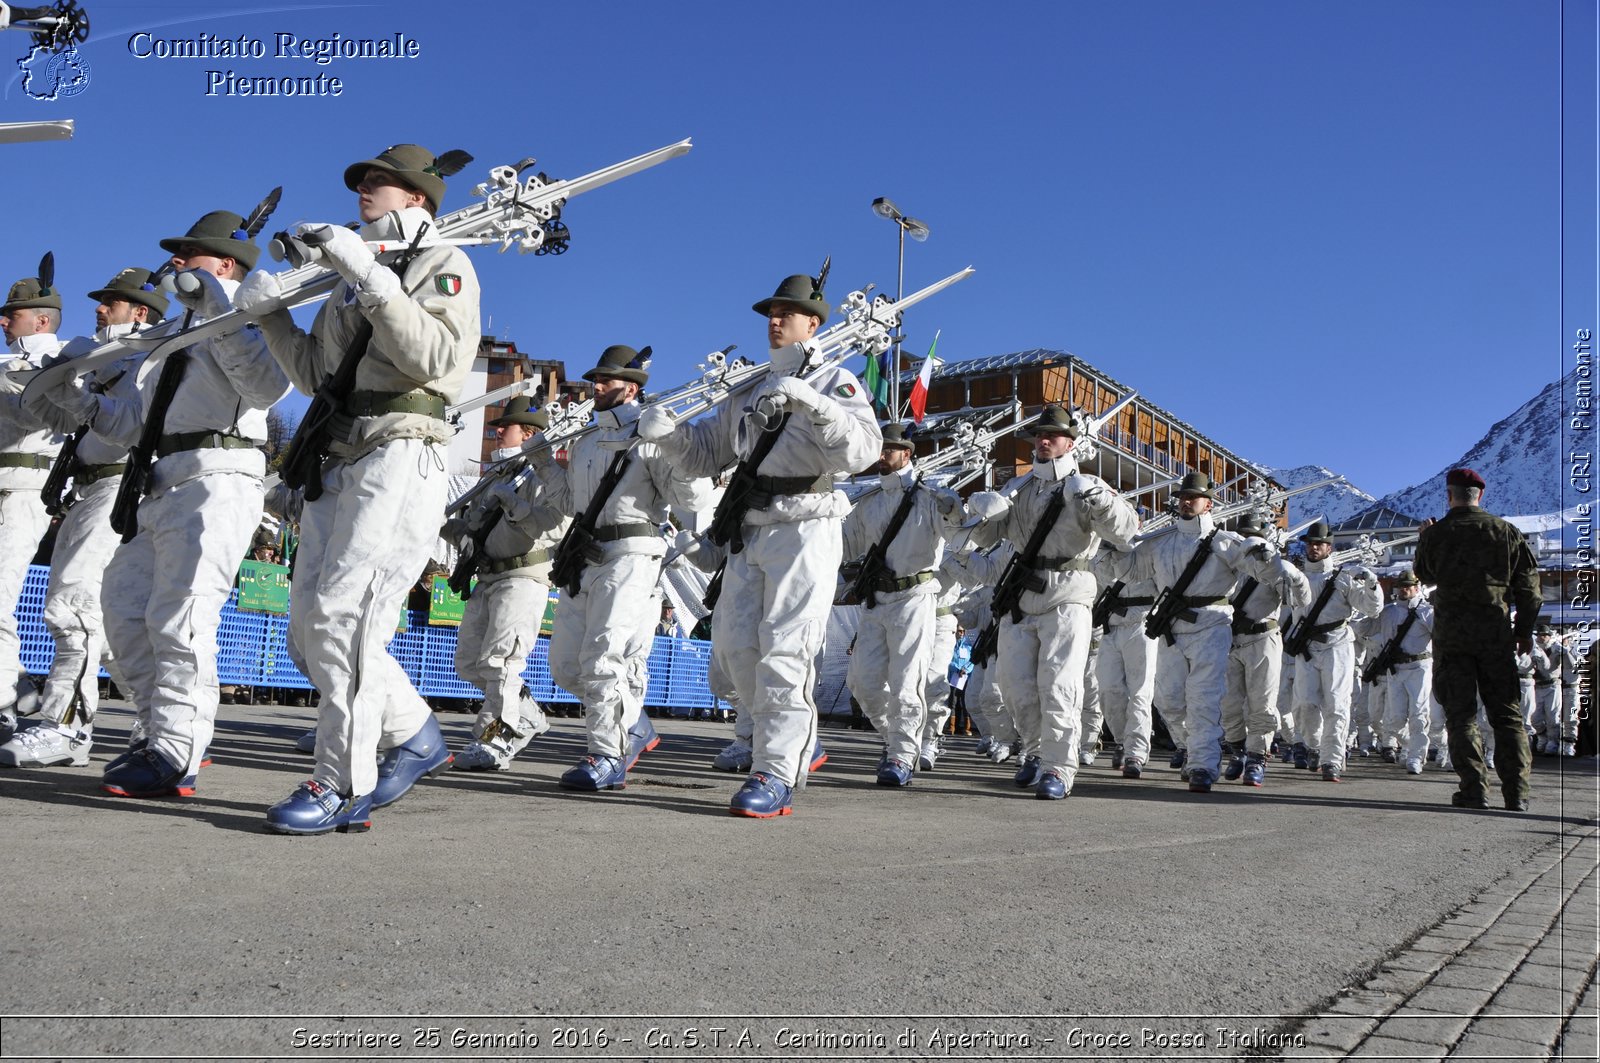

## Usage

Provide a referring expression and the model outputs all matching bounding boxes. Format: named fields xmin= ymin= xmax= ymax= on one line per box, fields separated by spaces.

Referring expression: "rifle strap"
xmin=712 ymin=412 xmax=792 ymax=554
xmin=1229 ymin=577 xmax=1261 ymax=634
xmin=135 ymin=351 xmax=194 ymax=458
xmin=1165 ymin=531 xmax=1218 ymax=603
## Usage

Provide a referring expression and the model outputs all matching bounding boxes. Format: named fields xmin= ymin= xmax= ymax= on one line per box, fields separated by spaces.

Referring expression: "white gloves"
xmin=672 ymin=528 xmax=698 ymax=554
xmin=637 ymin=405 xmax=676 ymax=442
xmin=233 ymin=269 xmax=285 ymax=318
xmin=487 ymin=480 xmax=532 ymax=524
xmin=299 ymin=224 xmax=400 ymax=308
xmin=967 ymin=490 xmax=1009 ymax=522
xmin=751 ymin=375 xmax=843 ymax=431
xmin=932 ymin=486 xmax=962 ymax=517
xmin=49 ymin=371 xmax=96 ymax=424
xmin=171 ymin=268 xmax=234 ymax=321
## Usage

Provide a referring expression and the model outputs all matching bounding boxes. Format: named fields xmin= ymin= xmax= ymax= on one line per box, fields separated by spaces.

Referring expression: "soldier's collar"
xmin=596 ymin=401 xmax=640 ymax=431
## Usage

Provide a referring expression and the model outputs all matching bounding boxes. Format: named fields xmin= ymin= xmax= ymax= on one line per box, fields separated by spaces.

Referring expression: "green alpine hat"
xmin=582 ymin=344 xmax=652 ymax=387
xmin=158 ymin=211 xmax=262 ymax=271
xmin=1177 ymin=471 xmax=1217 ymax=499
xmin=343 ymin=144 xmax=469 ymax=215
xmin=1300 ymin=518 xmax=1334 ymax=544
xmin=1393 ymin=569 xmax=1420 ymax=587
xmin=488 ymin=394 xmax=551 ymax=429
xmin=1029 ymin=404 xmax=1081 ymax=439
xmin=1 ymin=276 xmax=60 ymax=314
xmin=753 ymin=273 xmax=830 ymax=325
xmin=1234 ymin=511 xmax=1268 ymax=538
xmin=880 ymin=422 xmax=915 ymax=451
xmin=87 ymin=267 xmax=169 ymax=320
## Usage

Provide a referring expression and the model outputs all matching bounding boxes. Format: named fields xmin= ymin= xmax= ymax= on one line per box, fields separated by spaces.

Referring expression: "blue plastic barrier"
xmin=15 ymin=565 xmax=716 ymax=710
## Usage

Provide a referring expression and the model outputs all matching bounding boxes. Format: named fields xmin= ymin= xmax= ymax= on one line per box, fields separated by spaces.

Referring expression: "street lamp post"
xmin=871 ymin=196 xmax=929 ymax=419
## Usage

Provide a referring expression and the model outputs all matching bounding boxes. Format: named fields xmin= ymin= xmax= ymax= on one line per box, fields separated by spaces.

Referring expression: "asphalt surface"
xmin=1 ymin=701 xmax=1596 ymax=1062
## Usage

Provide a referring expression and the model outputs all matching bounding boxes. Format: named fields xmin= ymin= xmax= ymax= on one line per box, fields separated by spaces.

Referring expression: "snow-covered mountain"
xmin=1369 ymin=371 xmax=1573 ymax=521
xmin=1258 ymin=464 xmax=1377 ymax=527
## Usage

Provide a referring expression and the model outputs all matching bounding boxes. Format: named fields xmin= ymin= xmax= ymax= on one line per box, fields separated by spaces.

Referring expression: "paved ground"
xmin=0 ymin=700 xmax=1596 ymax=1062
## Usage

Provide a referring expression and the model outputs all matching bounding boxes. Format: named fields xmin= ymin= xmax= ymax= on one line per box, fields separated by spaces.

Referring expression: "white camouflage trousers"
xmin=966 ymin=658 xmax=1014 ymax=743
xmin=0 ymin=489 xmax=51 ymax=709
xmin=292 ymin=439 xmax=443 ymax=796
xmin=102 ymin=470 xmax=262 ymax=775
xmin=1220 ymin=630 xmax=1284 ymax=755
xmin=549 ymin=553 xmax=658 ymax=759
xmin=1294 ymin=637 xmax=1356 ymax=773
xmin=455 ymin=572 xmax=548 ymax=739
xmin=849 ymin=592 xmax=936 ymax=766
xmin=712 ymin=518 xmax=839 ymax=788
xmin=1097 ymin=619 xmax=1156 ymax=766
xmin=999 ymin=603 xmax=1091 ymax=784
xmin=1153 ymin=624 xmax=1232 ymax=779
xmin=40 ymin=476 xmax=124 ymax=726
xmin=921 ymin=609 xmax=958 ymax=743
xmin=1384 ymin=661 xmax=1433 ymax=763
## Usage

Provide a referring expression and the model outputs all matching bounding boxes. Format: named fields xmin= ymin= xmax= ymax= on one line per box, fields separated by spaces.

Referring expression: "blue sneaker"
xmin=875 ymin=758 xmax=913 ymax=787
xmin=1036 ymin=771 xmax=1069 ymax=800
xmin=1012 ymin=756 xmax=1041 ymax=788
xmin=728 ymin=772 xmax=792 ymax=818
xmin=1169 ymin=747 xmax=1187 ymax=770
xmin=1292 ymin=742 xmax=1309 ymax=769
xmin=810 ymin=735 xmax=828 ymax=772
xmin=372 ymin=716 xmax=453 ymax=809
xmin=265 ymin=781 xmax=372 ymax=835
xmin=1242 ymin=754 xmax=1266 ymax=787
xmin=102 ymin=748 xmax=190 ymax=798
xmin=625 ymin=715 xmax=660 ymax=771
xmin=1188 ymin=768 xmax=1215 ymax=793
xmin=559 ymin=754 xmax=627 ymax=791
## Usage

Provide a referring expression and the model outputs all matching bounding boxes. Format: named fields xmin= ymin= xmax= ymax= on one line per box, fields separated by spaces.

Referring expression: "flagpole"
xmin=871 ymin=197 xmax=931 ymax=423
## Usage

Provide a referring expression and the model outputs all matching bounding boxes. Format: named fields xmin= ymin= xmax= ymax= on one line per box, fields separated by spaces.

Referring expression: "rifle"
xmin=701 ymin=559 xmax=727 ymax=612
xmin=14 ymin=139 xmax=694 ymax=399
xmin=445 ymin=466 xmax=537 ymax=599
xmin=108 ymin=349 xmax=190 ymax=543
xmin=971 ymin=485 xmax=1067 ymax=667
xmin=1282 ymin=566 xmax=1344 ymax=660
xmin=39 ymin=427 xmax=81 ymax=516
xmin=1091 ymin=579 xmax=1125 ymax=630
xmin=279 ymin=223 xmax=431 ymax=501
xmin=1143 ymin=530 xmax=1219 ymax=645
xmin=708 ymin=413 xmax=791 ymax=551
xmin=1360 ymin=608 xmax=1421 ymax=685
xmin=548 ymin=447 xmax=633 ymax=598
xmin=849 ymin=480 xmax=922 ymax=608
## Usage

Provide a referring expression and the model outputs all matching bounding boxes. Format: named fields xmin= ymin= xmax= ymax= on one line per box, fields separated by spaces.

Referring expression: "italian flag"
xmin=909 ymin=330 xmax=940 ymax=424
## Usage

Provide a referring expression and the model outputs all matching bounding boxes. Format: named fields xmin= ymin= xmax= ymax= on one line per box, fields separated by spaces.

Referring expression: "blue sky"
xmin=3 ymin=0 xmax=1592 ymax=498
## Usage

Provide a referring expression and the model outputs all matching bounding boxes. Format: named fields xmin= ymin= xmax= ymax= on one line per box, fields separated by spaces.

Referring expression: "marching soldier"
xmin=1092 ymin=542 xmax=1159 ymax=778
xmin=1218 ymin=511 xmax=1310 ymax=786
xmin=638 ymin=270 xmax=881 ymax=816
xmin=1367 ymin=570 xmax=1435 ymax=775
xmin=1413 ymin=467 xmax=1540 ymax=810
xmin=963 ymin=404 xmax=1140 ymax=800
xmin=60 ymin=208 xmax=290 ymax=799
xmin=840 ymin=422 xmax=964 ymax=786
xmin=447 ymin=396 xmax=567 ymax=771
xmin=1286 ymin=518 xmax=1383 ymax=784
xmin=1554 ymin=629 xmax=1586 ymax=757
xmin=235 ymin=144 xmax=479 ymax=832
xmin=0 ymin=269 xmax=167 ymax=768
xmin=1132 ymin=474 xmax=1308 ymax=792
xmin=534 ymin=345 xmax=712 ymax=792
xmin=1528 ymin=627 xmax=1557 ymax=755
xmin=0 ymin=264 xmax=64 ymax=738
xmin=919 ymin=570 xmax=965 ymax=766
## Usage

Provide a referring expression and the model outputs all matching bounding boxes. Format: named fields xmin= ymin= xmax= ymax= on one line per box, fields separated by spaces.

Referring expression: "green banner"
xmin=236 ymin=560 xmax=290 ymax=614
xmin=429 ymin=576 xmax=469 ymax=627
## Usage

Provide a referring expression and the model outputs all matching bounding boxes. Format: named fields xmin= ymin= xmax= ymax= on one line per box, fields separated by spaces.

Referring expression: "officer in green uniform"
xmin=1412 ymin=467 xmax=1541 ymax=811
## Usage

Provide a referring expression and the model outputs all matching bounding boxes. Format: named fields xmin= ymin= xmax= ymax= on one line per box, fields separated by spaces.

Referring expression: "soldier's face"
xmin=169 ymin=245 xmax=236 ymax=281
xmin=1396 ymin=584 xmax=1419 ymax=601
xmin=356 ymin=168 xmax=427 ymax=222
xmin=1177 ymin=493 xmax=1212 ymax=518
xmin=1 ymin=307 xmax=48 ymax=344
xmin=495 ymin=422 xmax=534 ymax=449
xmin=874 ymin=445 xmax=911 ymax=475
xmin=1034 ymin=431 xmax=1075 ymax=461
xmin=590 ymin=374 xmax=639 ymax=411
xmin=96 ymin=298 xmax=143 ymax=330
xmin=768 ymin=305 xmax=819 ymax=350
xmin=1306 ymin=541 xmax=1332 ymax=562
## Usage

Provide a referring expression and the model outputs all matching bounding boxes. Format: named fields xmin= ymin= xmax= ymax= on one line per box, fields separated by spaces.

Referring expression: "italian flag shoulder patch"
xmin=835 ymin=382 xmax=857 ymax=398
xmin=436 ymin=274 xmax=463 ymax=296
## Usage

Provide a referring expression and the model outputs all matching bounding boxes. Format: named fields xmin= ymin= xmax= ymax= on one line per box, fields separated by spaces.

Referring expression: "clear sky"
xmin=3 ymin=0 xmax=1592 ymax=498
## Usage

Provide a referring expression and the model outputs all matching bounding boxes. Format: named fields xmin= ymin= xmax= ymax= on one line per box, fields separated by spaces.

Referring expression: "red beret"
xmin=1446 ymin=468 xmax=1486 ymax=490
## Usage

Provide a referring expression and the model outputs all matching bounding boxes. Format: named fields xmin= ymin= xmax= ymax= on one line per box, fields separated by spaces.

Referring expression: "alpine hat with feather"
xmin=583 ymin=345 xmax=652 ymax=387
xmin=343 ymin=144 xmax=472 ymax=215
xmin=488 ymin=394 xmax=551 ymax=430
xmin=158 ymin=189 xmax=282 ymax=272
xmin=2 ymin=252 xmax=61 ymax=314
xmin=87 ymin=266 xmax=169 ymax=320
xmin=753 ymin=257 xmax=831 ymax=325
